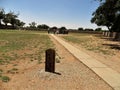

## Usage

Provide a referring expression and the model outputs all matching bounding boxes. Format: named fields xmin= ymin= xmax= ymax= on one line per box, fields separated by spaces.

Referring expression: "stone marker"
xmin=45 ymin=49 xmax=55 ymax=73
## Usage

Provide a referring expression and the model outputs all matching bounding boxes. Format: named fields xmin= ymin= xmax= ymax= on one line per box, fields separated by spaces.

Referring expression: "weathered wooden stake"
xmin=45 ymin=49 xmax=55 ymax=73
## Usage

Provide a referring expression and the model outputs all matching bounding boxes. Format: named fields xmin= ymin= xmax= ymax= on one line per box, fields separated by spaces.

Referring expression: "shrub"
xmin=0 ymin=69 xmax=3 ymax=74
xmin=1 ymin=76 xmax=10 ymax=82
xmin=95 ymin=28 xmax=102 ymax=31
xmin=78 ymin=28 xmax=84 ymax=31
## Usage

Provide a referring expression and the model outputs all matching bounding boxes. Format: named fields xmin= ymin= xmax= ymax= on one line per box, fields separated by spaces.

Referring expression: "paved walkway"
xmin=51 ymin=34 xmax=120 ymax=90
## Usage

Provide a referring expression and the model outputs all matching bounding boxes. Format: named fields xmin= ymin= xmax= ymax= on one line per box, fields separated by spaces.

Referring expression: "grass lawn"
xmin=0 ymin=30 xmax=53 ymax=82
xmin=60 ymin=32 xmax=119 ymax=55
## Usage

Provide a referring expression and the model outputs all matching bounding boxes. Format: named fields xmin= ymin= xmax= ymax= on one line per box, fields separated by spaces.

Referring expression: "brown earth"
xmin=59 ymin=34 xmax=120 ymax=74
xmin=0 ymin=34 xmax=113 ymax=90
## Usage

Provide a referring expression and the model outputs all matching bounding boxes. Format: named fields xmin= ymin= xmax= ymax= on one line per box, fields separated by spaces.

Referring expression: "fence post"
xmin=45 ymin=49 xmax=55 ymax=73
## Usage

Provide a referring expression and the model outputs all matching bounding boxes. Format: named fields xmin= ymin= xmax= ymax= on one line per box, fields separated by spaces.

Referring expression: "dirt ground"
xmin=60 ymin=34 xmax=120 ymax=74
xmin=0 ymin=35 xmax=113 ymax=90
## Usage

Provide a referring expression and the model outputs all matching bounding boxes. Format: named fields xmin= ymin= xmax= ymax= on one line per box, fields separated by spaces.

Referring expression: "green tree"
xmin=37 ymin=24 xmax=49 ymax=30
xmin=3 ymin=12 xmax=18 ymax=27
xmin=92 ymin=0 xmax=120 ymax=30
xmin=59 ymin=27 xmax=66 ymax=30
xmin=0 ymin=8 xmax=25 ymax=29
xmin=78 ymin=27 xmax=84 ymax=31
xmin=3 ymin=15 xmax=9 ymax=26
xmin=16 ymin=19 xmax=25 ymax=28
xmin=37 ymin=25 xmax=42 ymax=29
xmin=95 ymin=28 xmax=102 ymax=31
xmin=29 ymin=22 xmax=37 ymax=28
xmin=19 ymin=21 xmax=25 ymax=27
xmin=93 ymin=0 xmax=120 ymax=40
xmin=9 ymin=12 xmax=18 ymax=27
xmin=59 ymin=27 xmax=67 ymax=34
xmin=91 ymin=0 xmax=118 ymax=31
xmin=0 ymin=8 xmax=5 ymax=25
xmin=51 ymin=26 xmax=57 ymax=30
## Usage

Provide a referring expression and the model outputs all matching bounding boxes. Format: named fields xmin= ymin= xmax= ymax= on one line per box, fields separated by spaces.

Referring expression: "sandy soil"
xmin=60 ymin=35 xmax=120 ymax=74
xmin=0 ymin=35 xmax=113 ymax=90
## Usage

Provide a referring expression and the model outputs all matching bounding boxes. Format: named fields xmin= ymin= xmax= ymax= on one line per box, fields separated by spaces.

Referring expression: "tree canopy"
xmin=37 ymin=24 xmax=49 ymax=30
xmin=0 ymin=8 xmax=25 ymax=28
xmin=0 ymin=8 xmax=5 ymax=25
xmin=51 ymin=26 xmax=57 ymax=30
xmin=29 ymin=22 xmax=37 ymax=28
xmin=91 ymin=0 xmax=120 ymax=32
xmin=78 ymin=27 xmax=84 ymax=31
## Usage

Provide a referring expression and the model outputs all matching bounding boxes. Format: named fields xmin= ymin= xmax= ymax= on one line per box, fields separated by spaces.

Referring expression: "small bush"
xmin=95 ymin=28 xmax=102 ymax=31
xmin=56 ymin=58 xmax=60 ymax=63
xmin=78 ymin=28 xmax=84 ymax=31
xmin=0 ymin=69 xmax=3 ymax=74
xmin=7 ymin=68 xmax=18 ymax=74
xmin=1 ymin=76 xmax=10 ymax=82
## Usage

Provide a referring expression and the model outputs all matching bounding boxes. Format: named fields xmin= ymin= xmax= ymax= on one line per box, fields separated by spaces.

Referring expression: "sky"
xmin=0 ymin=0 xmax=103 ymax=29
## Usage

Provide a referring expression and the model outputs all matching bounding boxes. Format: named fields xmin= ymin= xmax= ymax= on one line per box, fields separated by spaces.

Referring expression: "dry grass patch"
xmin=0 ymin=30 xmax=54 ymax=82
xmin=61 ymin=33 xmax=120 ymax=55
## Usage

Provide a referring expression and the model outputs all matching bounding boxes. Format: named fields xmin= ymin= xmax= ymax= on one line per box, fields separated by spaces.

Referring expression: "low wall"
xmin=70 ymin=30 xmax=102 ymax=34
xmin=102 ymin=31 xmax=120 ymax=41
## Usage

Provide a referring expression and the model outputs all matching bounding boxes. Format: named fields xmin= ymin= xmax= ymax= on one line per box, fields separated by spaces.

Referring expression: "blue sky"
xmin=0 ymin=0 xmax=102 ymax=29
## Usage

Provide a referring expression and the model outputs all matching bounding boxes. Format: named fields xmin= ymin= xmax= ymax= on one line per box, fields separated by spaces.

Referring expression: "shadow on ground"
xmin=54 ymin=72 xmax=61 ymax=75
xmin=103 ymin=44 xmax=120 ymax=50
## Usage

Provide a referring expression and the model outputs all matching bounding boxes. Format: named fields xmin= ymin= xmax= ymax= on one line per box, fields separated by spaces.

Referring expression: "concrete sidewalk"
xmin=51 ymin=34 xmax=120 ymax=90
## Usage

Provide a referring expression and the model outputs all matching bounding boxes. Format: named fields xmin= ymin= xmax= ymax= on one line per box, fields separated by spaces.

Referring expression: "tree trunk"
xmin=107 ymin=26 xmax=111 ymax=31
xmin=0 ymin=19 xmax=1 ymax=26
xmin=5 ymin=23 xmax=7 ymax=26
xmin=107 ymin=26 xmax=114 ymax=37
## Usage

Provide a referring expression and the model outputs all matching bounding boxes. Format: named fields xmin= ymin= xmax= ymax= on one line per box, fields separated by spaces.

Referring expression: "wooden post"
xmin=45 ymin=49 xmax=55 ymax=73
xmin=103 ymin=31 xmax=105 ymax=36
